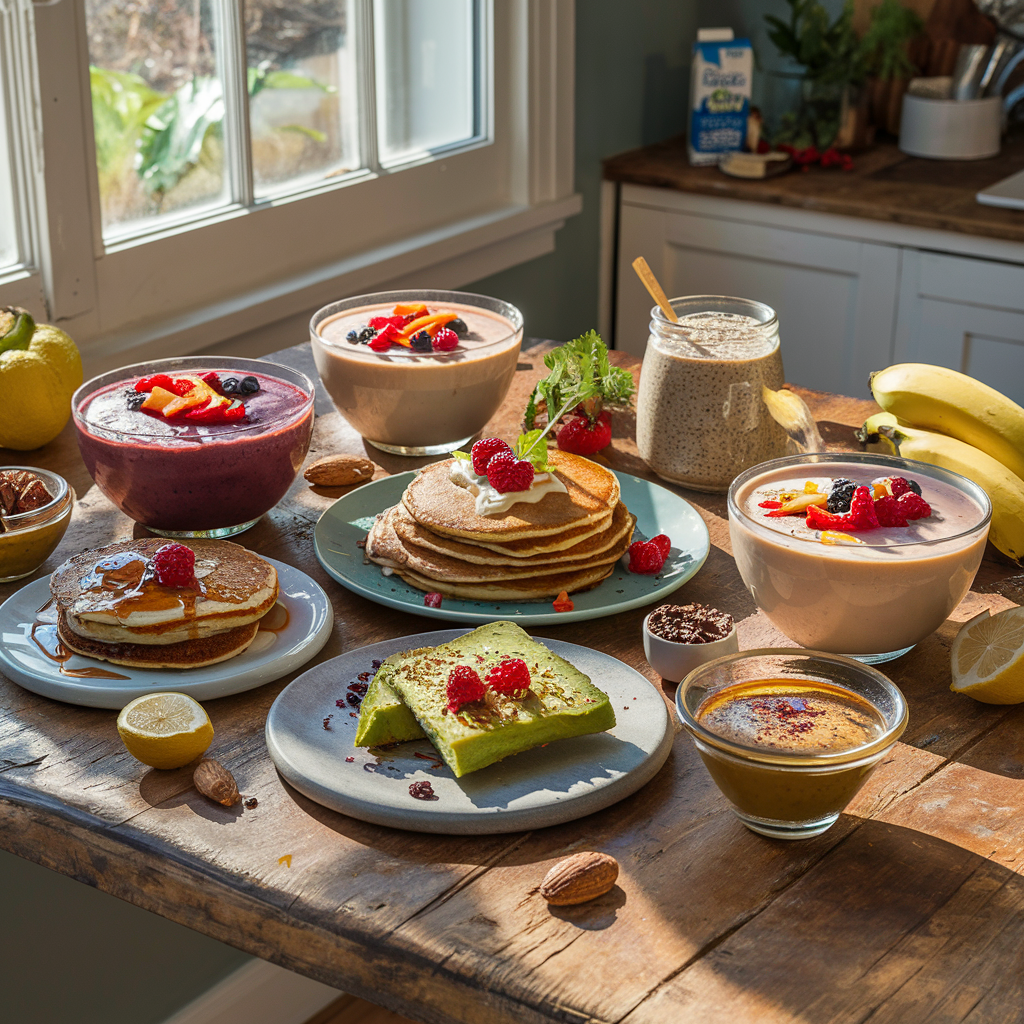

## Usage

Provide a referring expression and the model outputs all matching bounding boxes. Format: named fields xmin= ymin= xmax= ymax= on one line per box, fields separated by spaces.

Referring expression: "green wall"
xmin=465 ymin=0 xmax=698 ymax=343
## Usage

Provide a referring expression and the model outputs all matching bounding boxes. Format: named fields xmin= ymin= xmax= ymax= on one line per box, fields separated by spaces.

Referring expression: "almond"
xmin=193 ymin=758 xmax=240 ymax=806
xmin=538 ymin=851 xmax=619 ymax=905
xmin=304 ymin=454 xmax=376 ymax=487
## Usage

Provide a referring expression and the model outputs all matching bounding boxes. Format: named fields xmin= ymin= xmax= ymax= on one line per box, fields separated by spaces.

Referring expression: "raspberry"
xmin=486 ymin=455 xmax=535 ymax=493
xmin=806 ymin=486 xmax=879 ymax=532
xmin=628 ymin=540 xmax=665 ymax=575
xmin=423 ymin=592 xmax=443 ymax=608
xmin=369 ymin=315 xmax=406 ymax=331
xmin=471 ymin=437 xmax=512 ymax=475
xmin=556 ymin=411 xmax=612 ymax=455
xmin=888 ymin=476 xmax=913 ymax=499
xmin=650 ymin=534 xmax=671 ymax=559
xmin=446 ymin=666 xmax=486 ymax=712
xmin=200 ymin=372 xmax=224 ymax=394
xmin=874 ymin=495 xmax=908 ymax=528
xmin=368 ymin=331 xmax=393 ymax=352
xmin=486 ymin=658 xmax=531 ymax=697
xmin=897 ymin=492 xmax=932 ymax=520
xmin=552 ymin=590 xmax=574 ymax=613
xmin=152 ymin=543 xmax=195 ymax=587
xmin=432 ymin=328 xmax=459 ymax=352
xmin=135 ymin=373 xmax=174 ymax=393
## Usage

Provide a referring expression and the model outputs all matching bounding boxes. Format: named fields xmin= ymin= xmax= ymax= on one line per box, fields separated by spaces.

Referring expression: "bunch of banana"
xmin=858 ymin=361 xmax=1024 ymax=562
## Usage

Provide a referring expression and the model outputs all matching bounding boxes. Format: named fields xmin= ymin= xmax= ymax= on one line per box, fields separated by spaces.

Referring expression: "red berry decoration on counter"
xmin=424 ymin=592 xmax=443 ymax=608
xmin=556 ymin=410 xmax=612 ymax=455
xmin=432 ymin=327 xmax=459 ymax=352
xmin=486 ymin=658 xmax=532 ymax=697
xmin=485 ymin=455 xmax=535 ymax=494
xmin=897 ymin=492 xmax=932 ymax=520
xmin=446 ymin=666 xmax=487 ymax=712
xmin=628 ymin=539 xmax=666 ymax=575
xmin=471 ymin=437 xmax=512 ymax=475
xmin=152 ymin=543 xmax=196 ymax=588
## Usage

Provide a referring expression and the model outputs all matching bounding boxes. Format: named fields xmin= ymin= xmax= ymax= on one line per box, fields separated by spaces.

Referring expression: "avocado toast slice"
xmin=369 ymin=621 xmax=615 ymax=777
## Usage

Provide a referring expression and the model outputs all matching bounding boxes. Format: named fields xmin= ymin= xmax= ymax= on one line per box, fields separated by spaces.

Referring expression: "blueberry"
xmin=410 ymin=330 xmax=432 ymax=352
xmin=123 ymin=388 xmax=146 ymax=410
xmin=448 ymin=317 xmax=469 ymax=338
xmin=827 ymin=478 xmax=856 ymax=514
xmin=346 ymin=329 xmax=359 ymax=343
xmin=358 ymin=326 xmax=375 ymax=343
xmin=906 ymin=479 xmax=922 ymax=496
xmin=221 ymin=377 xmax=240 ymax=394
xmin=239 ymin=376 xmax=260 ymax=394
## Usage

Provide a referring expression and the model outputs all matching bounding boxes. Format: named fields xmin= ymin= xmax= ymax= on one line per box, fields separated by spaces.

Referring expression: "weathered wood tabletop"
xmin=3 ymin=341 xmax=1024 ymax=1024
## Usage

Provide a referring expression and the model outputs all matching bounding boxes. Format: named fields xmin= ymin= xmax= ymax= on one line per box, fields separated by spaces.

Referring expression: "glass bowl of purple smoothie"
xmin=72 ymin=357 xmax=314 ymax=538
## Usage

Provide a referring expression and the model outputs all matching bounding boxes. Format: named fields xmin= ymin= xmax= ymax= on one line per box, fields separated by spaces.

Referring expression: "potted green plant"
xmin=859 ymin=0 xmax=925 ymax=135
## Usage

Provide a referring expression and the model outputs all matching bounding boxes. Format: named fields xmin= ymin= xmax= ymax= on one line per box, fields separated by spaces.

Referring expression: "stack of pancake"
xmin=365 ymin=449 xmax=634 ymax=601
xmin=51 ymin=538 xmax=279 ymax=669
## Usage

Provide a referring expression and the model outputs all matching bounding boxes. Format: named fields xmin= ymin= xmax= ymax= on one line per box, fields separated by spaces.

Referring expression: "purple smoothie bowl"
xmin=73 ymin=357 xmax=314 ymax=538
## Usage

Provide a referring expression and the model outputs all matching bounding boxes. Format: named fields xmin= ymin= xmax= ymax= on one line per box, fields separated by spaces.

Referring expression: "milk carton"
xmin=688 ymin=29 xmax=753 ymax=166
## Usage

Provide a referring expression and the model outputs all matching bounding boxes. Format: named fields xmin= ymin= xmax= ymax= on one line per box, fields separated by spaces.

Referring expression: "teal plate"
xmin=314 ymin=470 xmax=710 ymax=625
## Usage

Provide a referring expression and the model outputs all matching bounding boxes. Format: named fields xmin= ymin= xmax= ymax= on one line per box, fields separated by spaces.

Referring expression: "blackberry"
xmin=827 ymin=478 xmax=857 ymax=514
xmin=239 ymin=375 xmax=260 ymax=394
xmin=221 ymin=377 xmax=240 ymax=394
xmin=448 ymin=317 xmax=469 ymax=338
xmin=906 ymin=478 xmax=922 ymax=496
xmin=358 ymin=326 xmax=375 ymax=343
xmin=410 ymin=330 xmax=432 ymax=352
xmin=123 ymin=388 xmax=146 ymax=411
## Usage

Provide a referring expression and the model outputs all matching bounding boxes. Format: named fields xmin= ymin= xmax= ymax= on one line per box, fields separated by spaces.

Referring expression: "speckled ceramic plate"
xmin=265 ymin=629 xmax=674 ymax=834
xmin=313 ymin=470 xmax=709 ymax=624
xmin=0 ymin=557 xmax=333 ymax=709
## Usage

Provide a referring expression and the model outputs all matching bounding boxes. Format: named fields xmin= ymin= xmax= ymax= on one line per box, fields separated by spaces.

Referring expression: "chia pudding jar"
xmin=636 ymin=296 xmax=788 ymax=492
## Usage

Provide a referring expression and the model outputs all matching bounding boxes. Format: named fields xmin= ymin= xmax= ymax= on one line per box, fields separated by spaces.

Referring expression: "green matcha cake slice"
xmin=385 ymin=621 xmax=615 ymax=777
xmin=353 ymin=651 xmax=428 ymax=747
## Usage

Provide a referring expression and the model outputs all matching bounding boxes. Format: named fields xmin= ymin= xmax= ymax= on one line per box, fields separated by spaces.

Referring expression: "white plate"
xmin=266 ymin=629 xmax=674 ymax=834
xmin=314 ymin=470 xmax=711 ymax=625
xmin=0 ymin=557 xmax=334 ymax=709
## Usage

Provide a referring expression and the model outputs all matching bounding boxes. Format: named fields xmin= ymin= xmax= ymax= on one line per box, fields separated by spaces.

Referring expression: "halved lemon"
xmin=950 ymin=607 xmax=1024 ymax=704
xmin=117 ymin=692 xmax=214 ymax=769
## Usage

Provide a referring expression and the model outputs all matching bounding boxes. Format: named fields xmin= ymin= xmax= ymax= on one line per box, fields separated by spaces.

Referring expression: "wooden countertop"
xmin=3 ymin=343 xmax=1024 ymax=1024
xmin=603 ymin=133 xmax=1024 ymax=245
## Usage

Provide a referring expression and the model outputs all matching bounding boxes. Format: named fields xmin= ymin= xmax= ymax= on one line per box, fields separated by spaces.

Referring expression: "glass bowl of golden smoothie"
xmin=676 ymin=649 xmax=908 ymax=839
xmin=728 ymin=453 xmax=991 ymax=664
xmin=311 ymin=290 xmax=524 ymax=456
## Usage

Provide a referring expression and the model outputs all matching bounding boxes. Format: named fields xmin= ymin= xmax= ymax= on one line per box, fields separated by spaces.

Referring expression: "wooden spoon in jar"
xmin=631 ymin=257 xmax=679 ymax=323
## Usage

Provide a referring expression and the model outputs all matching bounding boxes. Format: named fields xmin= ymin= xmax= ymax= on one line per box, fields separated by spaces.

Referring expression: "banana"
xmin=869 ymin=363 xmax=1024 ymax=481
xmin=856 ymin=413 xmax=1024 ymax=563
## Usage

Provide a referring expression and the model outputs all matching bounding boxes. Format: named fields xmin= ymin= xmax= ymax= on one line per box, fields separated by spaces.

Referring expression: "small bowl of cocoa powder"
xmin=643 ymin=603 xmax=738 ymax=682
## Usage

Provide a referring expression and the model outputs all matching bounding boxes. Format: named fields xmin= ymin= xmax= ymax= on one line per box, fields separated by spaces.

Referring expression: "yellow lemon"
xmin=117 ymin=692 xmax=214 ymax=769
xmin=0 ymin=313 xmax=83 ymax=450
xmin=950 ymin=607 xmax=1024 ymax=704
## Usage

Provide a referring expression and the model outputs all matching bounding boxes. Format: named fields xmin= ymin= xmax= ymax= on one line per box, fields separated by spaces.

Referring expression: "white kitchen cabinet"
xmin=895 ymin=250 xmax=1024 ymax=405
xmin=610 ymin=183 xmax=1024 ymax=401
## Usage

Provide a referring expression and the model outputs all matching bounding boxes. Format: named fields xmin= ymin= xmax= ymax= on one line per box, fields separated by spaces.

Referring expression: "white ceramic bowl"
xmin=642 ymin=610 xmax=739 ymax=683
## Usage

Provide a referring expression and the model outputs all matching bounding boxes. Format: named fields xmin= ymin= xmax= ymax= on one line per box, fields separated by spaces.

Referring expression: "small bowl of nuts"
xmin=0 ymin=467 xmax=75 ymax=583
xmin=643 ymin=602 xmax=738 ymax=683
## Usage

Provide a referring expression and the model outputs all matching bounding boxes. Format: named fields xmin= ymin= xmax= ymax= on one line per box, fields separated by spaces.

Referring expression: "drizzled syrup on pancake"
xmin=77 ymin=549 xmax=207 ymax=621
xmin=30 ymin=603 xmax=129 ymax=679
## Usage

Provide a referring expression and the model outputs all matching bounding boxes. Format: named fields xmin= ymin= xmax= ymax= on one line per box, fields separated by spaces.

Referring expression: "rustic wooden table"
xmin=3 ymin=342 xmax=1024 ymax=1024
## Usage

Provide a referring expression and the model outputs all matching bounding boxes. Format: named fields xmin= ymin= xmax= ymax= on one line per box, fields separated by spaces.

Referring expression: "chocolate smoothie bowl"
xmin=73 ymin=357 xmax=314 ymax=538
xmin=728 ymin=452 xmax=991 ymax=664
xmin=311 ymin=289 xmax=523 ymax=456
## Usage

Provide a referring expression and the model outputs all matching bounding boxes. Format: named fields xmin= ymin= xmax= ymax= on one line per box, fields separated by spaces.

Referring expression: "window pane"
xmin=246 ymin=0 xmax=360 ymax=198
xmin=374 ymin=0 xmax=477 ymax=164
xmin=0 ymin=74 xmax=18 ymax=269
xmin=86 ymin=0 xmax=229 ymax=235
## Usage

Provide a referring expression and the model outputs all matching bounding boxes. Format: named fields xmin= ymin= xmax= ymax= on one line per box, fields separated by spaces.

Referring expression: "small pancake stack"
xmin=51 ymin=538 xmax=279 ymax=668
xmin=366 ymin=449 xmax=634 ymax=600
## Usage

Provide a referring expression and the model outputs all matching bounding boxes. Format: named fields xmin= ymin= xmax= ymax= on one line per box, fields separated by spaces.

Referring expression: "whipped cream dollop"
xmin=449 ymin=458 xmax=567 ymax=516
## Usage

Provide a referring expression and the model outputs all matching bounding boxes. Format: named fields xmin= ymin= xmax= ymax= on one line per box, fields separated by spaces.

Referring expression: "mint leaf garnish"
xmin=451 ymin=449 xmax=471 ymax=462
xmin=514 ymin=429 xmax=553 ymax=473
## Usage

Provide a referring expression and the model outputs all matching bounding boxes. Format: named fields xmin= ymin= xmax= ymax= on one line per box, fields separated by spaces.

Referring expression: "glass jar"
xmin=635 ymin=295 xmax=789 ymax=492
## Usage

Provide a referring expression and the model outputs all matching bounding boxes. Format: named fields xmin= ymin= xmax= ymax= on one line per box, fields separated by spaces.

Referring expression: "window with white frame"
xmin=0 ymin=0 xmax=577 ymax=366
